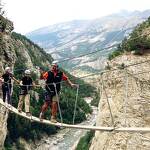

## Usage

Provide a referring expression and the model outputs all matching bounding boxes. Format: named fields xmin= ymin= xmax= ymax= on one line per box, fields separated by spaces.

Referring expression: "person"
xmin=17 ymin=69 xmax=34 ymax=116
xmin=1 ymin=67 xmax=19 ymax=105
xmin=39 ymin=61 xmax=78 ymax=123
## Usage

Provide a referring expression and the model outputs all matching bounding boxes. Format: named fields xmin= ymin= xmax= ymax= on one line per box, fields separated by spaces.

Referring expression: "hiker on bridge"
xmin=17 ymin=69 xmax=34 ymax=117
xmin=1 ymin=67 xmax=19 ymax=105
xmin=39 ymin=61 xmax=78 ymax=123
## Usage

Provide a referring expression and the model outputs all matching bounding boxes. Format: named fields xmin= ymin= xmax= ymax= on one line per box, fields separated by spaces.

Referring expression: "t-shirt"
xmin=2 ymin=73 xmax=13 ymax=89
xmin=20 ymin=76 xmax=33 ymax=94
xmin=2 ymin=73 xmax=12 ymax=83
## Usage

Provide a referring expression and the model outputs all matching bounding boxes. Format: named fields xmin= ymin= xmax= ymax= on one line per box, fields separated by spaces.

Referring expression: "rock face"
xmin=0 ymin=15 xmax=14 ymax=33
xmin=0 ymin=15 xmax=15 ymax=149
xmin=90 ymin=54 xmax=150 ymax=150
xmin=0 ymin=108 xmax=8 ymax=149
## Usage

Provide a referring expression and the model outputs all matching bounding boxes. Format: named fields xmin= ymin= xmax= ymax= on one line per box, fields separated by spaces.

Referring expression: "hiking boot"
xmin=26 ymin=112 xmax=31 ymax=117
xmin=39 ymin=112 xmax=44 ymax=121
xmin=50 ymin=116 xmax=57 ymax=123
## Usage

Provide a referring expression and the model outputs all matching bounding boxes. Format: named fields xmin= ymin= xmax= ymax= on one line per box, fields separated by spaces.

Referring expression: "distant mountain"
xmin=27 ymin=10 xmax=150 ymax=75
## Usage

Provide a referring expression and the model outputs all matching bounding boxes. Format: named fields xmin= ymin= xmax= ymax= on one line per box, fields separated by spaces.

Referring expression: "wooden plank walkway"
xmin=0 ymin=99 xmax=150 ymax=133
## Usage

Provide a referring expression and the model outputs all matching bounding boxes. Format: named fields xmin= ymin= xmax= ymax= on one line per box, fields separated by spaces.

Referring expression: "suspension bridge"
xmin=1 ymin=98 xmax=150 ymax=133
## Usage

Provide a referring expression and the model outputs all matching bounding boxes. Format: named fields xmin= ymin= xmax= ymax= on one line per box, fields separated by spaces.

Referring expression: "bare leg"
xmin=39 ymin=101 xmax=49 ymax=120
xmin=51 ymin=101 xmax=58 ymax=123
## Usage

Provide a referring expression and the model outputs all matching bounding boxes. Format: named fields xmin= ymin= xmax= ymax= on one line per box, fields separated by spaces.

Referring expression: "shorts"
xmin=44 ymin=91 xmax=59 ymax=102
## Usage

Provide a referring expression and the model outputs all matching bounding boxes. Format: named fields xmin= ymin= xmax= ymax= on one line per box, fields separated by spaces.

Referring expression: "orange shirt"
xmin=42 ymin=71 xmax=68 ymax=81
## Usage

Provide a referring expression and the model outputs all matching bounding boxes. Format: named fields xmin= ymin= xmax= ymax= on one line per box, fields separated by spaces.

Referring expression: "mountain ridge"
xmin=27 ymin=10 xmax=150 ymax=75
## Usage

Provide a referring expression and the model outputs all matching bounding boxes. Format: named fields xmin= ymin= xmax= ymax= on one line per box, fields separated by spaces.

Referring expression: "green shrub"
xmin=108 ymin=50 xmax=123 ymax=60
xmin=109 ymin=17 xmax=150 ymax=60
xmin=76 ymin=130 xmax=95 ymax=150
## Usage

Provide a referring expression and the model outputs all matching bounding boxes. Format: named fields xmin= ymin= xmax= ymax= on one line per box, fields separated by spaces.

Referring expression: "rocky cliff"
xmin=0 ymin=15 xmax=15 ymax=149
xmin=0 ymin=108 xmax=8 ymax=149
xmin=90 ymin=53 xmax=150 ymax=150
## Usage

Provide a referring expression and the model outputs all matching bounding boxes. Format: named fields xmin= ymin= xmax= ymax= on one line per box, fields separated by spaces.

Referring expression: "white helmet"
xmin=5 ymin=67 xmax=11 ymax=73
xmin=25 ymin=69 xmax=31 ymax=75
xmin=52 ymin=60 xmax=58 ymax=65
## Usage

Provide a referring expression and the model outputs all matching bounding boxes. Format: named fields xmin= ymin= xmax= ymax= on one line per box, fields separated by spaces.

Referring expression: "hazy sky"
xmin=2 ymin=0 xmax=150 ymax=34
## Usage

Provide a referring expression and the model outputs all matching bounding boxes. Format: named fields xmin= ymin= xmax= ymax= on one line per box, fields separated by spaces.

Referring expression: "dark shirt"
xmin=2 ymin=73 xmax=13 ymax=90
xmin=20 ymin=76 xmax=33 ymax=94
xmin=2 ymin=73 xmax=12 ymax=83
